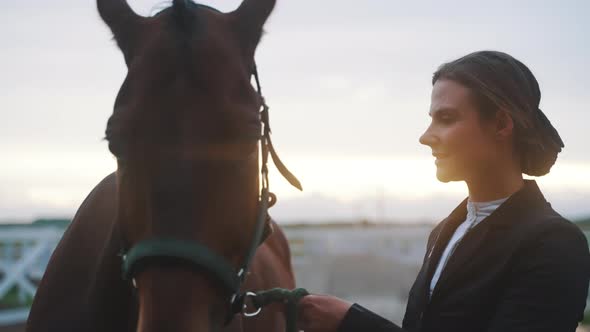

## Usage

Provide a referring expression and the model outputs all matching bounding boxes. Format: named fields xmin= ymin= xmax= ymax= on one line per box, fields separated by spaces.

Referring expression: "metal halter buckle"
xmin=242 ymin=292 xmax=262 ymax=317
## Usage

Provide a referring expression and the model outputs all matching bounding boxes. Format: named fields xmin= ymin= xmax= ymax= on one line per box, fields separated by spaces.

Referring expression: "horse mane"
xmin=170 ymin=0 xmax=197 ymax=33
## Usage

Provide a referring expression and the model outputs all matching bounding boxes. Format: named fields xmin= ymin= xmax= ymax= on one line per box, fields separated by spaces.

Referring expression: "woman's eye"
xmin=438 ymin=116 xmax=454 ymax=124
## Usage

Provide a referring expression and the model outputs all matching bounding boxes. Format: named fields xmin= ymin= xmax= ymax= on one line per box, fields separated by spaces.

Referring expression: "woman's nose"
xmin=419 ymin=125 xmax=438 ymax=147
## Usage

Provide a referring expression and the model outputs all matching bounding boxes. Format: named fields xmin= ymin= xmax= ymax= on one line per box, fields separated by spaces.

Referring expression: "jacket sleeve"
xmin=486 ymin=222 xmax=590 ymax=332
xmin=337 ymin=304 xmax=405 ymax=332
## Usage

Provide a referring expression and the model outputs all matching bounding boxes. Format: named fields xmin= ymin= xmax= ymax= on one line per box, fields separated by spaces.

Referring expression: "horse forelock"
xmin=152 ymin=0 xmax=224 ymax=35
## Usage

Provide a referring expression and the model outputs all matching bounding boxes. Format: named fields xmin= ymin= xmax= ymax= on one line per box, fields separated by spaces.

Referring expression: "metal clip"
xmin=242 ymin=292 xmax=262 ymax=317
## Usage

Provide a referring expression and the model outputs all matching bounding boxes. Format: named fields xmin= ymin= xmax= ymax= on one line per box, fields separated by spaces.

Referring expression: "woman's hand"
xmin=297 ymin=294 xmax=353 ymax=332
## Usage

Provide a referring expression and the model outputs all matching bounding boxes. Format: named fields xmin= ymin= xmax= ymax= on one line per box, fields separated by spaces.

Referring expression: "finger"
xmin=296 ymin=310 xmax=311 ymax=331
xmin=297 ymin=295 xmax=315 ymax=315
xmin=297 ymin=296 xmax=317 ymax=331
xmin=298 ymin=294 xmax=314 ymax=304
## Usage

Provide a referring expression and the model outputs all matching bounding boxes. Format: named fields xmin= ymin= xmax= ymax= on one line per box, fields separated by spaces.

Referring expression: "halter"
xmin=119 ymin=63 xmax=303 ymax=323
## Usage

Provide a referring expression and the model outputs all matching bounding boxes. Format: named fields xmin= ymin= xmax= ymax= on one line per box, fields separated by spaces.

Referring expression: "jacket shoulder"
xmin=511 ymin=205 xmax=590 ymax=277
xmin=521 ymin=205 xmax=587 ymax=246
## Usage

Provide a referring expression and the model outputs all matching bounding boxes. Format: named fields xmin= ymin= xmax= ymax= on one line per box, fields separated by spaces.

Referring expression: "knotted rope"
xmin=250 ymin=288 xmax=309 ymax=332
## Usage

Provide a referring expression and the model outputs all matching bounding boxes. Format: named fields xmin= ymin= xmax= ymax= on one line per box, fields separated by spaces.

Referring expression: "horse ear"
xmin=97 ymin=0 xmax=146 ymax=65
xmin=232 ymin=0 xmax=276 ymax=55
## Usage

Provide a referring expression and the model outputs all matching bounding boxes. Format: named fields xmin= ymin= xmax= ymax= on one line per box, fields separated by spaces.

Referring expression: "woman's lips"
xmin=433 ymin=152 xmax=450 ymax=165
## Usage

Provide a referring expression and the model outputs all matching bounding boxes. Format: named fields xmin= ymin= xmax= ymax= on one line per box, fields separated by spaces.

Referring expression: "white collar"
xmin=466 ymin=196 xmax=510 ymax=220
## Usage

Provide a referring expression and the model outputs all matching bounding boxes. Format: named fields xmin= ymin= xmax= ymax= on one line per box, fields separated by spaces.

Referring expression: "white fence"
xmin=284 ymin=225 xmax=431 ymax=323
xmin=285 ymin=225 xmax=430 ymax=266
xmin=0 ymin=227 xmax=63 ymax=325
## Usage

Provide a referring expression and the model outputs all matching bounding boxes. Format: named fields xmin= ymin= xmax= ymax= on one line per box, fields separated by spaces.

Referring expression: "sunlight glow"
xmin=269 ymin=156 xmax=590 ymax=201
xmin=1 ymin=151 xmax=589 ymax=220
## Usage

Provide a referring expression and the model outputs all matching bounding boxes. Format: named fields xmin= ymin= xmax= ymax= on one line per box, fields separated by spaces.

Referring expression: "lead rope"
xmin=234 ymin=288 xmax=309 ymax=332
xmin=253 ymin=288 xmax=310 ymax=332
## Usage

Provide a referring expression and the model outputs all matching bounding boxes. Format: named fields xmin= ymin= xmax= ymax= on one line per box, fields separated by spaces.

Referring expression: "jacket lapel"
xmin=409 ymin=200 xmax=468 ymax=317
xmin=429 ymin=215 xmax=494 ymax=301
xmin=424 ymin=203 xmax=468 ymax=288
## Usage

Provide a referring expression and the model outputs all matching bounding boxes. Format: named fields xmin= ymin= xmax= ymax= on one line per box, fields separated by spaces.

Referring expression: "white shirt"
xmin=429 ymin=196 xmax=509 ymax=299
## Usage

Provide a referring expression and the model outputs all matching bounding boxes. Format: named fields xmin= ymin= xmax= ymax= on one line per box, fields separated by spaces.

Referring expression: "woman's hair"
xmin=432 ymin=50 xmax=564 ymax=176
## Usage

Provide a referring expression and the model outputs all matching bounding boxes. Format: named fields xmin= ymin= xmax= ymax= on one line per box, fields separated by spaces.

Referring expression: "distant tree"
xmin=31 ymin=218 xmax=71 ymax=229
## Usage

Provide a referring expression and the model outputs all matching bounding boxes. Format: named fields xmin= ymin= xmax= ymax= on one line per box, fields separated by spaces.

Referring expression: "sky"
xmin=1 ymin=0 xmax=589 ymax=223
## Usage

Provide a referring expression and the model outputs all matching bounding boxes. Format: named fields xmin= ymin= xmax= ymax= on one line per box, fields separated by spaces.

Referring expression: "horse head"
xmin=99 ymin=0 xmax=276 ymax=330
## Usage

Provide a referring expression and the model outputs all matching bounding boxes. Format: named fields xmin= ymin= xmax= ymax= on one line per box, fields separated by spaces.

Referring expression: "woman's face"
xmin=420 ymin=79 xmax=500 ymax=183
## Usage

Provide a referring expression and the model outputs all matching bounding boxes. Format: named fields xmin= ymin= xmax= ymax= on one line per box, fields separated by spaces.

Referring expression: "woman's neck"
xmin=466 ymin=167 xmax=524 ymax=203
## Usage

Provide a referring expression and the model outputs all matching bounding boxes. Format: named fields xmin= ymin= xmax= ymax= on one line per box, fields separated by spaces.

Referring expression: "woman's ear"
xmin=495 ymin=109 xmax=514 ymax=140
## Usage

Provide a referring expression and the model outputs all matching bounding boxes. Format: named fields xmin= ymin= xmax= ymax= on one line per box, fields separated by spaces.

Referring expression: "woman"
xmin=296 ymin=51 xmax=590 ymax=332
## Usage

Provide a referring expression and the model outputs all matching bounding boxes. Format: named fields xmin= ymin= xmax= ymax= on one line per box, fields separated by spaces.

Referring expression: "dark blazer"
xmin=338 ymin=180 xmax=590 ymax=332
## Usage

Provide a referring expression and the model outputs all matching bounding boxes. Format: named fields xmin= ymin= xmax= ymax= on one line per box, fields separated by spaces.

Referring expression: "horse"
xmin=25 ymin=0 xmax=302 ymax=331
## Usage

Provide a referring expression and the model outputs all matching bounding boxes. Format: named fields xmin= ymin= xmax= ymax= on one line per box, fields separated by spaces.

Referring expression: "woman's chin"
xmin=436 ymin=167 xmax=461 ymax=183
xmin=436 ymin=173 xmax=453 ymax=183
